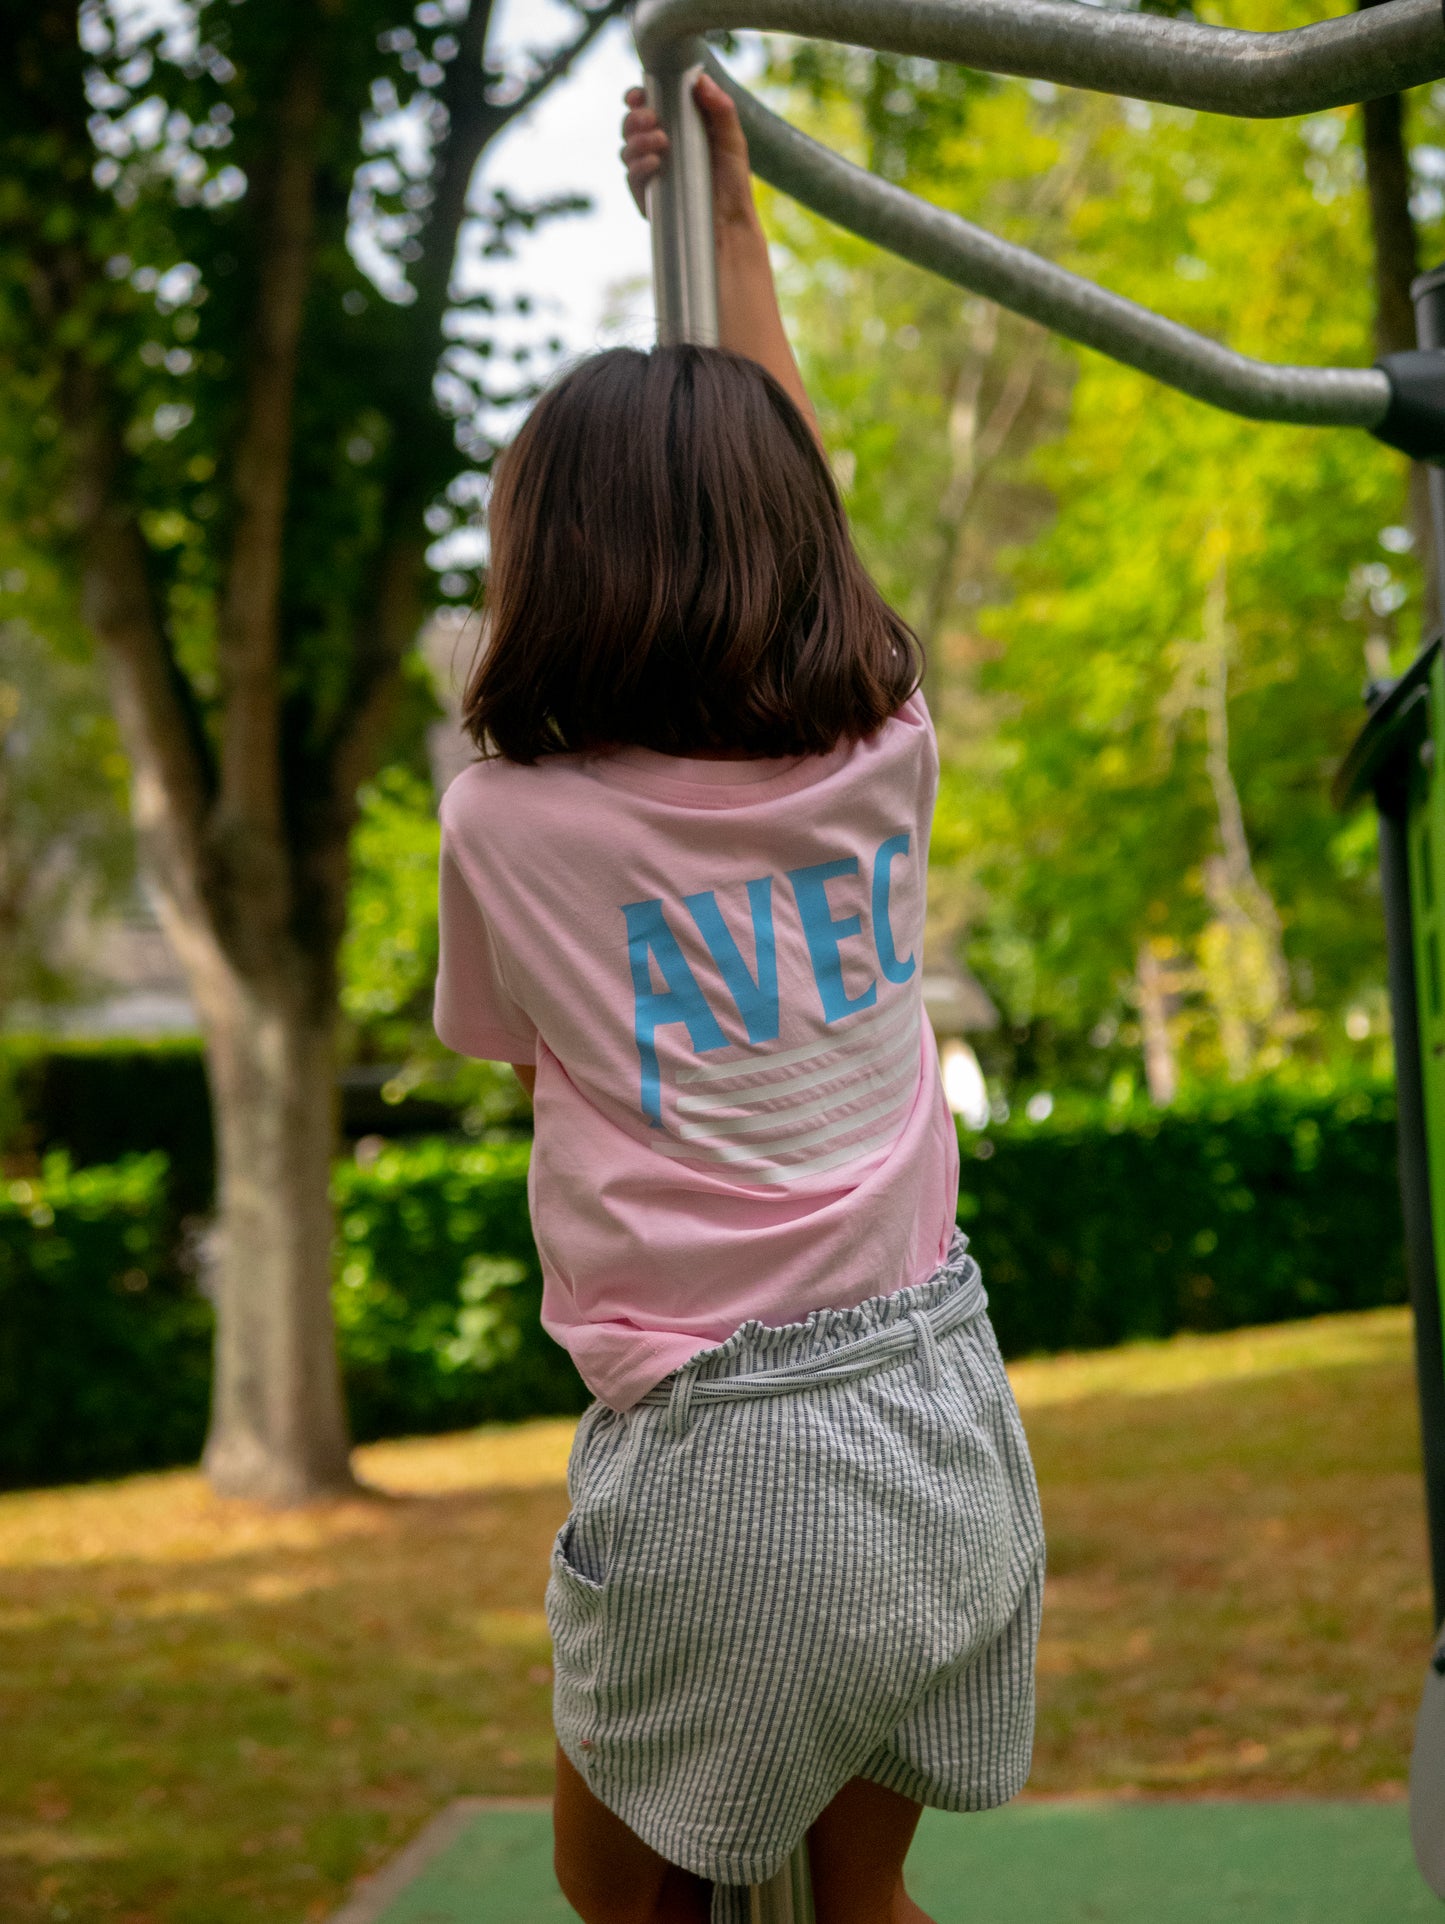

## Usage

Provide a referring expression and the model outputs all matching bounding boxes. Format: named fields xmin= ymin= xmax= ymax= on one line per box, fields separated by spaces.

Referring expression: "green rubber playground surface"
xmin=355 ymin=1799 xmax=1438 ymax=1923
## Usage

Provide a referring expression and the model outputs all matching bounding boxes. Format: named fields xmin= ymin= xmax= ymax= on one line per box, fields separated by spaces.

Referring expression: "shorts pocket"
xmin=551 ymin=1406 xmax=647 ymax=1597
xmin=552 ymin=1513 xmax=606 ymax=1592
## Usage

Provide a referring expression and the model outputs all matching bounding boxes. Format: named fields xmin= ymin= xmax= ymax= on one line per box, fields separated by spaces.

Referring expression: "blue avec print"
xmin=622 ymin=834 xmax=916 ymax=1126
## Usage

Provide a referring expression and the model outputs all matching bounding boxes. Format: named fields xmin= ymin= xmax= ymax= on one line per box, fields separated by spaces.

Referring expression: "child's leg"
xmin=553 ymin=1745 xmax=711 ymax=1924
xmin=807 ymin=1777 xmax=936 ymax=1924
xmin=555 ymin=1744 xmax=935 ymax=1924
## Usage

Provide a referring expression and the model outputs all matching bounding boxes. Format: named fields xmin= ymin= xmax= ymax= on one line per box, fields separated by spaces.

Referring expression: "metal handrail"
xmin=706 ymin=48 xmax=1392 ymax=428
xmin=634 ymin=0 xmax=1445 ymax=117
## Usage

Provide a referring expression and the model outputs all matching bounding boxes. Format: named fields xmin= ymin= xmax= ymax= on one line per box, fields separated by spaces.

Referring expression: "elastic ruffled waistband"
xmin=654 ymin=1229 xmax=983 ymax=1389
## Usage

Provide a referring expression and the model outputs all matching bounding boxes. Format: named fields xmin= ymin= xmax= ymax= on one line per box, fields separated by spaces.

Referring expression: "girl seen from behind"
xmin=433 ymin=73 xmax=1045 ymax=1924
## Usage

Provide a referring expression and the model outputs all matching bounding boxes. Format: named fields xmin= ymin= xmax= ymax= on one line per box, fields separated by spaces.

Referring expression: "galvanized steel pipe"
xmin=645 ymin=40 xmax=721 ymax=346
xmin=706 ymin=50 xmax=1392 ymax=428
xmin=633 ymin=2 xmax=1441 ymax=421
xmin=635 ymin=0 xmax=1445 ymax=119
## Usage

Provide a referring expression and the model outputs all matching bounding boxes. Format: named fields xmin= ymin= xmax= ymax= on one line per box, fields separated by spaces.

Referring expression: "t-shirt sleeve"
xmin=433 ymin=829 xmax=538 ymax=1064
xmin=897 ymin=686 xmax=940 ymax=820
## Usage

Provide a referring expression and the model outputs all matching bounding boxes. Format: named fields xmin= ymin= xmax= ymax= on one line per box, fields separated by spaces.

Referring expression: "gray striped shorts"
xmin=545 ymin=1233 xmax=1046 ymax=1900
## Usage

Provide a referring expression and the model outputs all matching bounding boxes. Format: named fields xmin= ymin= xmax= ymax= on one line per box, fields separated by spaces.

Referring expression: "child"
xmin=433 ymin=72 xmax=1044 ymax=1924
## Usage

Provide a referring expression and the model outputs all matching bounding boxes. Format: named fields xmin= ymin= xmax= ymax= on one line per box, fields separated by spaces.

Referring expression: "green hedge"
xmin=0 ymin=1155 xmax=212 ymax=1487
xmin=1 ymin=1040 xmax=216 ymax=1216
xmin=0 ymin=1139 xmax=585 ymax=1489
xmin=334 ymin=1138 xmax=587 ymax=1441
xmin=0 ymin=1038 xmax=471 ymax=1216
xmin=959 ymin=1083 xmax=1405 ymax=1355
xmin=0 ymin=1084 xmax=1409 ymax=1488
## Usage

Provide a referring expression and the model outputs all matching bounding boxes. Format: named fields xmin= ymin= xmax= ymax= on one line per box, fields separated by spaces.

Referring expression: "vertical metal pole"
xmin=642 ymin=37 xmax=719 ymax=346
xmin=1405 ymin=264 xmax=1445 ymax=1629
xmin=746 ymin=1844 xmax=816 ymax=1924
xmin=1415 ymin=267 xmax=1445 ymax=601
xmin=637 ymin=25 xmax=804 ymax=1919
xmin=1377 ymin=794 xmax=1445 ymax=1626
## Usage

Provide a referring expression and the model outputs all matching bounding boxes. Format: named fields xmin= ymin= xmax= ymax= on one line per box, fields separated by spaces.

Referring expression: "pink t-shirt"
xmin=433 ymin=691 xmax=960 ymax=1410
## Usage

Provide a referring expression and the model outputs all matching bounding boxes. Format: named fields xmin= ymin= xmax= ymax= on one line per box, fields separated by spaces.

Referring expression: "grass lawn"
xmin=1 ymin=1307 xmax=1430 ymax=1924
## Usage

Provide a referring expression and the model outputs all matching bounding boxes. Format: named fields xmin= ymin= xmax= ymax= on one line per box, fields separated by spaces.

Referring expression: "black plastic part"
xmin=1346 ymin=260 xmax=1445 ymax=1638
xmin=1338 ymin=621 xmax=1445 ymax=1629
xmin=1332 ymin=637 xmax=1436 ymax=811
xmin=1373 ymin=351 xmax=1445 ymax=462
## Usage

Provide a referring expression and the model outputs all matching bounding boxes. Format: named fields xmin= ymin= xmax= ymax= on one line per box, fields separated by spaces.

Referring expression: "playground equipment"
xmin=631 ymin=2 xmax=1445 ymax=1916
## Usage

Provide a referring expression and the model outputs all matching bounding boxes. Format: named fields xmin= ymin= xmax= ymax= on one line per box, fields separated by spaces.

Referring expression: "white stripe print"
xmin=661 ymin=993 xmax=922 ymax=1186
xmin=674 ymin=1047 xmax=916 ymax=1138
xmin=677 ymin=988 xmax=916 ymax=1086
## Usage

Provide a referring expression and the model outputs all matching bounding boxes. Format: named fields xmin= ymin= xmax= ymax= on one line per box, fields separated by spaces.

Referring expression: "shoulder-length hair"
xmin=462 ymin=344 xmax=921 ymax=762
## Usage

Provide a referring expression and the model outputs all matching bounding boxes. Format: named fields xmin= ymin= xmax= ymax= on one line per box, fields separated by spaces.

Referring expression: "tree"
xmin=762 ymin=0 xmax=1442 ymax=1095
xmin=759 ymin=51 xmax=1086 ymax=983
xmin=959 ymin=79 xmax=1420 ymax=1090
xmin=0 ymin=0 xmax=625 ymax=1501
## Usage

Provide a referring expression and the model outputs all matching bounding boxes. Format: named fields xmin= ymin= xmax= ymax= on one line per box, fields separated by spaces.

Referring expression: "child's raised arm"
xmin=621 ymin=75 xmax=820 ymax=442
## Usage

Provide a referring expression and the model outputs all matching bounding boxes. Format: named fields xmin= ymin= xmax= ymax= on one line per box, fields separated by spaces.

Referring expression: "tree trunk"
xmin=69 ymin=383 xmax=356 ymax=1504
xmin=1136 ymin=941 xmax=1178 ymax=1107
xmin=198 ymin=959 xmax=355 ymax=1502
xmin=917 ymin=314 xmax=1040 ymax=718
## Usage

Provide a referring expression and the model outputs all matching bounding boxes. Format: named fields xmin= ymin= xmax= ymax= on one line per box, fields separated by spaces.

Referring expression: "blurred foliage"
xmin=0 ymin=620 xmax=134 ymax=1018
xmin=338 ymin=754 xmax=531 ymax=1122
xmin=0 ymin=1034 xmax=530 ymax=1216
xmin=0 ymin=1137 xmax=587 ymax=1486
xmin=0 ymin=1151 xmax=207 ymax=1488
xmin=763 ymin=0 xmax=1443 ymax=1097
xmin=334 ymin=1136 xmax=585 ymax=1439
xmin=0 ymin=1036 xmax=216 ymax=1213
xmin=341 ymin=764 xmax=442 ymax=1059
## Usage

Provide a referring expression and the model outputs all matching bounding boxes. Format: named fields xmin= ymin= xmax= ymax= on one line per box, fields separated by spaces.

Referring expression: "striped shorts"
xmin=545 ymin=1234 xmax=1046 ymax=1904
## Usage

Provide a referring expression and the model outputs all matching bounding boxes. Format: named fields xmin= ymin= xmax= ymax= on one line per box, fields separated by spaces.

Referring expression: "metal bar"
xmin=1408 ymin=267 xmax=1445 ymax=1629
xmin=702 ymin=51 xmax=1390 ymax=429
xmin=1417 ymin=268 xmax=1445 ymax=566
xmin=644 ymin=39 xmax=720 ymax=347
xmin=1376 ymin=794 xmax=1445 ymax=1628
xmin=749 ymin=1840 xmax=817 ymax=1923
xmin=635 ymin=0 xmax=1445 ymax=119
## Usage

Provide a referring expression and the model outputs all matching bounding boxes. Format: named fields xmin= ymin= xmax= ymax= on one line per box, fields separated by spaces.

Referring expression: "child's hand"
xmin=621 ymin=72 xmax=817 ymax=434
xmin=621 ymin=74 xmax=760 ymax=238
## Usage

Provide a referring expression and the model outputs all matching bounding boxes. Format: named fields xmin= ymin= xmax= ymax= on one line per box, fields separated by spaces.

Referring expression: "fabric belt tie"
xmin=642 ymin=1255 xmax=985 ymax=1422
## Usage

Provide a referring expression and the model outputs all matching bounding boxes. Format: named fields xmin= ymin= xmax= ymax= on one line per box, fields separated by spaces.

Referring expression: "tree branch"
xmin=408 ymin=0 xmax=500 ymax=338
xmin=63 ymin=367 xmax=216 ymax=932
xmin=412 ymin=0 xmax=628 ymax=336
xmin=218 ymin=54 xmax=323 ymax=849
xmin=311 ymin=531 xmax=428 ymax=968
xmin=489 ymin=0 xmax=628 ymax=138
xmin=317 ymin=1 xmax=628 ymax=832
xmin=919 ymin=326 xmax=1043 ymax=712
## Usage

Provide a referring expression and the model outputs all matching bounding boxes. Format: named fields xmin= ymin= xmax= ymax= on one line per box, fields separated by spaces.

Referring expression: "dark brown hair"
xmin=463 ymin=344 xmax=921 ymax=761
